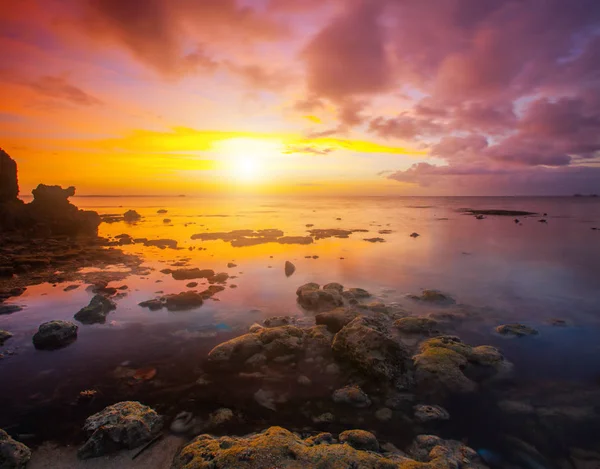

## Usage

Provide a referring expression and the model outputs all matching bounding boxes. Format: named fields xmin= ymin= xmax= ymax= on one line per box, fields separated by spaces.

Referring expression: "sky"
xmin=1 ymin=0 xmax=600 ymax=196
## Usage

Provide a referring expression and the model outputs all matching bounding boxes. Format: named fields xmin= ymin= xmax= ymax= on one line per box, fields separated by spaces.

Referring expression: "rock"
xmin=409 ymin=290 xmax=456 ymax=305
xmin=138 ymin=299 xmax=164 ymax=311
xmin=172 ymin=426 xmax=486 ymax=469
xmin=414 ymin=335 xmax=510 ymax=400
xmin=297 ymin=375 xmax=311 ymax=386
xmin=0 ymin=149 xmax=19 ymax=203
xmin=209 ymin=272 xmax=229 ymax=283
xmin=332 ymin=317 xmax=412 ymax=382
xmin=297 ymin=284 xmax=343 ymax=312
xmin=284 ymin=261 xmax=295 ymax=277
xmin=157 ymin=209 xmax=168 ymax=214
xmin=170 ymin=412 xmax=196 ymax=433
xmin=0 ymin=330 xmax=13 ymax=346
xmin=78 ymin=401 xmax=163 ymax=459
xmin=276 ymin=236 xmax=314 ymax=245
xmin=548 ymin=318 xmax=567 ymax=327
xmin=339 ymin=430 xmax=379 ymax=452
xmin=363 ymin=237 xmax=385 ymax=243
xmin=123 ymin=210 xmax=141 ymax=222
xmin=496 ymin=323 xmax=539 ymax=337
xmin=414 ymin=404 xmax=450 ymax=422
xmin=207 ymin=408 xmax=234 ymax=428
xmin=332 ymin=385 xmax=372 ymax=408
xmin=410 ymin=232 xmax=420 ymax=238
xmin=206 ymin=334 xmax=264 ymax=371
xmin=74 ymin=294 xmax=117 ymax=324
xmin=254 ymin=388 xmax=277 ymax=411
xmin=0 ymin=305 xmax=22 ymax=315
xmin=346 ymin=287 xmax=371 ymax=298
xmin=227 ymin=262 xmax=237 ymax=268
xmin=32 ymin=320 xmax=78 ymax=350
xmin=171 ymin=268 xmax=214 ymax=281
xmin=186 ymin=282 xmax=198 ymax=288
xmin=312 ymin=413 xmax=335 ymax=424
xmin=394 ymin=317 xmax=439 ymax=334
xmin=163 ymin=218 xmax=171 ymax=224
xmin=164 ymin=291 xmax=204 ymax=311
xmin=0 ymin=428 xmax=31 ymax=469
xmin=143 ymin=238 xmax=178 ymax=249
xmin=375 ymin=407 xmax=393 ymax=422
xmin=263 ymin=316 xmax=294 ymax=328
xmin=323 ymin=282 xmax=344 ymax=293
xmin=315 ymin=308 xmax=359 ymax=333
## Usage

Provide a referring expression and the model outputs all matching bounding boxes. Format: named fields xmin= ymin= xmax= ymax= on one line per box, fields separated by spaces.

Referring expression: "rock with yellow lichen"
xmin=413 ymin=335 xmax=512 ymax=400
xmin=171 ymin=426 xmax=489 ymax=469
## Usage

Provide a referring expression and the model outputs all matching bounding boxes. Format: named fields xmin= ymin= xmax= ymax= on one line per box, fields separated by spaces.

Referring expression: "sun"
xmin=218 ymin=137 xmax=281 ymax=182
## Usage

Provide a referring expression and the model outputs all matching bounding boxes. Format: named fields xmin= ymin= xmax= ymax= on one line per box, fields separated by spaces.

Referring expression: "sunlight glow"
xmin=217 ymin=137 xmax=283 ymax=182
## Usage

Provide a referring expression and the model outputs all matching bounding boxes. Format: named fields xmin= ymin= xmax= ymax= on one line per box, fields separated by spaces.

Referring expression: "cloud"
xmin=283 ymin=145 xmax=335 ymax=155
xmin=302 ymin=0 xmax=391 ymax=101
xmin=26 ymin=75 xmax=103 ymax=106
xmin=369 ymin=114 xmax=443 ymax=140
xmin=80 ymin=0 xmax=286 ymax=77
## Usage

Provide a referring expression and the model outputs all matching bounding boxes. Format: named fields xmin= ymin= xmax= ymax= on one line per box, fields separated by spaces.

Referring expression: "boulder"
xmin=78 ymin=401 xmax=163 ymax=459
xmin=323 ymin=282 xmax=344 ymax=293
xmin=297 ymin=284 xmax=343 ymax=312
xmin=413 ymin=336 xmax=511 ymax=400
xmin=74 ymin=294 xmax=116 ymax=324
xmin=332 ymin=317 xmax=412 ymax=383
xmin=171 ymin=426 xmax=488 ymax=469
xmin=496 ymin=323 xmax=539 ymax=337
xmin=0 ymin=428 xmax=31 ymax=469
xmin=332 ymin=385 xmax=372 ymax=408
xmin=339 ymin=430 xmax=379 ymax=452
xmin=206 ymin=333 xmax=264 ymax=371
xmin=32 ymin=320 xmax=78 ymax=349
xmin=315 ymin=307 xmax=359 ymax=333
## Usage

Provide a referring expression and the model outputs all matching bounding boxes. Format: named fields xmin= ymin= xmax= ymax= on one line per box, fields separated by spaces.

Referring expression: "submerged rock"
xmin=74 ymin=294 xmax=117 ymax=324
xmin=332 ymin=316 xmax=412 ymax=382
xmin=414 ymin=404 xmax=450 ymax=422
xmin=346 ymin=287 xmax=371 ymax=298
xmin=394 ymin=317 xmax=439 ymax=335
xmin=284 ymin=260 xmax=295 ymax=277
xmin=171 ymin=268 xmax=215 ymax=281
xmin=164 ymin=291 xmax=204 ymax=311
xmin=143 ymin=238 xmax=178 ymax=249
xmin=496 ymin=323 xmax=539 ymax=337
xmin=138 ymin=298 xmax=164 ymax=311
xmin=78 ymin=401 xmax=163 ymax=459
xmin=0 ymin=428 xmax=31 ymax=469
xmin=409 ymin=290 xmax=456 ymax=305
xmin=171 ymin=426 xmax=488 ymax=469
xmin=32 ymin=320 xmax=78 ymax=349
xmin=332 ymin=385 xmax=372 ymax=408
xmin=0 ymin=330 xmax=13 ymax=345
xmin=0 ymin=305 xmax=22 ymax=315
